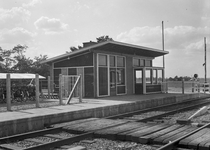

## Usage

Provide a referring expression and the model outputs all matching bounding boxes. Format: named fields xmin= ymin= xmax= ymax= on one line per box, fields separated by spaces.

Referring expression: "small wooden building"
xmin=42 ymin=41 xmax=168 ymax=98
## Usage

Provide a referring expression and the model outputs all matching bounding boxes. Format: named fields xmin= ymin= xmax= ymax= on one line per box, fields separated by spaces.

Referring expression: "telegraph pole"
xmin=204 ymin=37 xmax=207 ymax=83
xmin=162 ymin=21 xmax=165 ymax=82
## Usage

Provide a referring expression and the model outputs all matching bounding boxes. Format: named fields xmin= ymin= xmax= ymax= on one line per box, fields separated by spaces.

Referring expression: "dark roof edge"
xmin=40 ymin=41 xmax=108 ymax=64
xmin=41 ymin=41 xmax=168 ymax=64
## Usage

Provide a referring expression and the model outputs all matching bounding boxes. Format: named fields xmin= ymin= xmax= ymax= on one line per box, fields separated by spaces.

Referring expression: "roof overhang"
xmin=0 ymin=73 xmax=45 ymax=79
xmin=41 ymin=41 xmax=168 ymax=64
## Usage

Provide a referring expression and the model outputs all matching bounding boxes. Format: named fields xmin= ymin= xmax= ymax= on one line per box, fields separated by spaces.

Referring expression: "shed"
xmin=41 ymin=40 xmax=168 ymax=98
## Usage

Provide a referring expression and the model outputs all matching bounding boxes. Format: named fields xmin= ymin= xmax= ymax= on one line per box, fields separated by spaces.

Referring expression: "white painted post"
xmin=142 ymin=68 xmax=146 ymax=94
xmin=6 ymin=73 xmax=11 ymax=111
xmin=182 ymin=79 xmax=185 ymax=94
xmin=48 ymin=76 xmax=51 ymax=99
xmin=59 ymin=74 xmax=63 ymax=105
xmin=35 ymin=74 xmax=40 ymax=108
xmin=79 ymin=75 xmax=82 ymax=103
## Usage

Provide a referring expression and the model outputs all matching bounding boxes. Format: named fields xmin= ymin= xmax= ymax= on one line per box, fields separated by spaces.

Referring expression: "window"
xmin=110 ymin=56 xmax=115 ymax=67
xmin=133 ymin=58 xmax=139 ymax=66
xmin=117 ymin=56 xmax=125 ymax=67
xmin=157 ymin=70 xmax=163 ymax=83
xmin=153 ymin=69 xmax=157 ymax=84
xmin=146 ymin=69 xmax=152 ymax=84
xmin=110 ymin=68 xmax=116 ymax=88
xmin=99 ymin=55 xmax=107 ymax=66
xmin=116 ymin=68 xmax=125 ymax=85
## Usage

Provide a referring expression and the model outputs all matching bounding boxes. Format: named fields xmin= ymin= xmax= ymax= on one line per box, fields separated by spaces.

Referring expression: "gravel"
xmin=34 ymin=136 xmax=59 ymax=143
xmin=10 ymin=140 xmax=39 ymax=148
xmin=60 ymin=138 xmax=160 ymax=150
xmin=56 ymin=131 xmax=76 ymax=138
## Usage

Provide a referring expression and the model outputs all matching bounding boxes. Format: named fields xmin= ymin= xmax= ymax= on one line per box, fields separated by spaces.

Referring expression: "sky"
xmin=0 ymin=0 xmax=209 ymax=78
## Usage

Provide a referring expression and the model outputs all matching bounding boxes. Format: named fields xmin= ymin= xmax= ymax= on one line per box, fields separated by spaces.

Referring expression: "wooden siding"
xmin=54 ymin=52 xmax=93 ymax=68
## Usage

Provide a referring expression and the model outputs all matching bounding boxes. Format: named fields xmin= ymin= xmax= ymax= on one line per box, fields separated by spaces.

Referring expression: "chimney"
xmin=83 ymin=41 xmax=97 ymax=47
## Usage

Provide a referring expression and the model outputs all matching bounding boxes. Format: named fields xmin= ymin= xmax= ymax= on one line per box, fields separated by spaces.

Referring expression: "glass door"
xmin=135 ymin=69 xmax=143 ymax=94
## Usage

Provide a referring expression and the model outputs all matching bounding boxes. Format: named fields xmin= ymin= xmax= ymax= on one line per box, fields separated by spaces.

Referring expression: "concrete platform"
xmin=0 ymin=93 xmax=209 ymax=137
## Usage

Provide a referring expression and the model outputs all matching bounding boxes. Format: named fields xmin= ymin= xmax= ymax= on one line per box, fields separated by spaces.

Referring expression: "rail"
xmin=157 ymin=122 xmax=210 ymax=150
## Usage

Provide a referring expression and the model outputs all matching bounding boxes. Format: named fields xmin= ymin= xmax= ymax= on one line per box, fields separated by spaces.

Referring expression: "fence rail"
xmin=166 ymin=81 xmax=210 ymax=94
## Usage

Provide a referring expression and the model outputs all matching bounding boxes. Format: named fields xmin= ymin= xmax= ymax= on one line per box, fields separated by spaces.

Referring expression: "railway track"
xmin=1 ymin=97 xmax=210 ymax=150
xmin=106 ymin=97 xmax=210 ymax=124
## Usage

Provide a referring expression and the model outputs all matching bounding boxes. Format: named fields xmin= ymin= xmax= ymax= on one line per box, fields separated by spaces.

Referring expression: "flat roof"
xmin=41 ymin=40 xmax=168 ymax=64
xmin=0 ymin=73 xmax=45 ymax=79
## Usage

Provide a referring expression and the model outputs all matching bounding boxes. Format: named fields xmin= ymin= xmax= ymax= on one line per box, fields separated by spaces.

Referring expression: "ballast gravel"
xmin=57 ymin=138 xmax=160 ymax=150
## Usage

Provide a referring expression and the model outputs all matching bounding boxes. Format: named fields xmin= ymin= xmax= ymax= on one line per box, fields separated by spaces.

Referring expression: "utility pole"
xmin=204 ymin=37 xmax=207 ymax=83
xmin=162 ymin=21 xmax=165 ymax=82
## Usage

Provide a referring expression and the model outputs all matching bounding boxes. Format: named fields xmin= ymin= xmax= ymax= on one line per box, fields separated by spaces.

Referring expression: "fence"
xmin=59 ymin=75 xmax=82 ymax=104
xmin=166 ymin=80 xmax=210 ymax=94
xmin=0 ymin=74 xmax=83 ymax=112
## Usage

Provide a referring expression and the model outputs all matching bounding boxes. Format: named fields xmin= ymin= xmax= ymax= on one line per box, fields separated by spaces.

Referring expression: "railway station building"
xmin=42 ymin=41 xmax=168 ymax=98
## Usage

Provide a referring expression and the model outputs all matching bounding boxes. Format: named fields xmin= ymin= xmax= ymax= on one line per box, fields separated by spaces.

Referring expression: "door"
xmin=135 ymin=69 xmax=143 ymax=94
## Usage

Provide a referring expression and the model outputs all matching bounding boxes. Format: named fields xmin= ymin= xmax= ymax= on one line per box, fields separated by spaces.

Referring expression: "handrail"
xmin=66 ymin=75 xmax=81 ymax=104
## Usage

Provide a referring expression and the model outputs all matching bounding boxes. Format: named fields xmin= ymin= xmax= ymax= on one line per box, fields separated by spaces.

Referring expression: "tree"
xmin=0 ymin=47 xmax=16 ymax=72
xmin=0 ymin=45 xmax=50 ymax=77
xmin=96 ymin=35 xmax=113 ymax=43
xmin=11 ymin=45 xmax=32 ymax=73
xmin=32 ymin=54 xmax=50 ymax=77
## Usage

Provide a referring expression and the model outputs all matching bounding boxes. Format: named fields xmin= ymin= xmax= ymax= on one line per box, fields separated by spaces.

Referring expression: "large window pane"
xmin=158 ymin=70 xmax=163 ymax=83
xmin=117 ymin=56 xmax=125 ymax=67
xmin=99 ymin=67 xmax=108 ymax=95
xmin=110 ymin=56 xmax=115 ymax=67
xmin=110 ymin=68 xmax=116 ymax=88
xmin=135 ymin=70 xmax=142 ymax=84
xmin=116 ymin=68 xmax=125 ymax=85
xmin=153 ymin=69 xmax=157 ymax=84
xmin=99 ymin=55 xmax=107 ymax=66
xmin=146 ymin=69 xmax=152 ymax=84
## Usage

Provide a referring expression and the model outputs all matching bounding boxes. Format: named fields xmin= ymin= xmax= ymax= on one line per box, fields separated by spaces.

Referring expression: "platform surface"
xmin=0 ymin=93 xmax=207 ymax=123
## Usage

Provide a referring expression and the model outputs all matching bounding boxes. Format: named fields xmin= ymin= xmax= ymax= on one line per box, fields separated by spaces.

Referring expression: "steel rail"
xmin=157 ymin=122 xmax=210 ymax=150
xmin=0 ymin=127 xmax=63 ymax=144
xmin=22 ymin=132 xmax=93 ymax=150
xmin=106 ymin=97 xmax=210 ymax=120
xmin=135 ymin=98 xmax=210 ymax=123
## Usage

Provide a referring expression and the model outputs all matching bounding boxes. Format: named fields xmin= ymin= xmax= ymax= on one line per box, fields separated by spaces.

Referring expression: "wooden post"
xmin=59 ymin=74 xmax=63 ymax=105
xmin=182 ymin=79 xmax=185 ymax=94
xmin=79 ymin=75 xmax=82 ymax=103
xmin=142 ymin=68 xmax=146 ymax=94
xmin=6 ymin=73 xmax=11 ymax=111
xmin=35 ymin=74 xmax=40 ymax=108
xmin=48 ymin=76 xmax=51 ymax=99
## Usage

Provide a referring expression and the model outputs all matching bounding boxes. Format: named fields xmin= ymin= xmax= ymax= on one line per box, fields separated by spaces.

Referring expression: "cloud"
xmin=22 ymin=0 xmax=42 ymax=8
xmin=0 ymin=7 xmax=31 ymax=28
xmin=0 ymin=27 xmax=36 ymax=45
xmin=34 ymin=16 xmax=69 ymax=34
xmin=117 ymin=25 xmax=210 ymax=77
xmin=117 ymin=26 xmax=210 ymax=54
